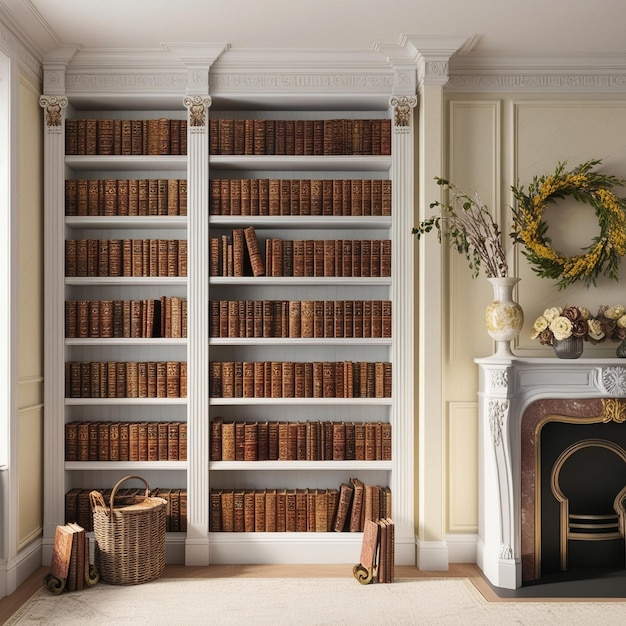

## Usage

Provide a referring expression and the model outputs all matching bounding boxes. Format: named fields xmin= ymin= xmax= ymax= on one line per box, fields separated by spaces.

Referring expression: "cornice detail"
xmin=209 ymin=71 xmax=393 ymax=91
xmin=0 ymin=21 xmax=41 ymax=80
xmin=447 ymin=73 xmax=626 ymax=92
xmin=65 ymin=71 xmax=189 ymax=91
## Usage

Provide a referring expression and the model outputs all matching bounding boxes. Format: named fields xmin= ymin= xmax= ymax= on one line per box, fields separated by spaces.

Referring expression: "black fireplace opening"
xmin=540 ymin=420 xmax=626 ymax=576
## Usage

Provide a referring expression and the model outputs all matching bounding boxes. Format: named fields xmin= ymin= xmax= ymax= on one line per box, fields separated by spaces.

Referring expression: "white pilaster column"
xmin=184 ymin=94 xmax=212 ymax=565
xmin=389 ymin=92 xmax=417 ymax=565
xmin=39 ymin=93 xmax=68 ymax=562
xmin=407 ymin=36 xmax=472 ymax=572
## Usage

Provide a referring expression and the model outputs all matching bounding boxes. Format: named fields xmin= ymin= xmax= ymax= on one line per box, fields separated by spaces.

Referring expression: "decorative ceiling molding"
xmin=0 ymin=5 xmax=41 ymax=80
xmin=448 ymin=51 xmax=626 ymax=92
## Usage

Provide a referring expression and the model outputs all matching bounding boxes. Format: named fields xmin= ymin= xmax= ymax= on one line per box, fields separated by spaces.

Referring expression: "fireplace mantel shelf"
xmin=475 ymin=355 xmax=626 ymax=590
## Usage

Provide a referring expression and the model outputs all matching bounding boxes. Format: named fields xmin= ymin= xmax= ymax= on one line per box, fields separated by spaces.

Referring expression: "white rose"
xmin=579 ymin=306 xmax=591 ymax=320
xmin=549 ymin=316 xmax=573 ymax=341
xmin=543 ymin=307 xmax=563 ymax=323
xmin=587 ymin=318 xmax=606 ymax=341
xmin=617 ymin=315 xmax=626 ymax=329
xmin=530 ymin=316 xmax=549 ymax=340
xmin=605 ymin=305 xmax=626 ymax=320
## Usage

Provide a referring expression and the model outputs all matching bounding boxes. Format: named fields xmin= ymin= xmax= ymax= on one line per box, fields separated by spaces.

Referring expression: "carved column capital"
xmin=389 ymin=95 xmax=418 ymax=130
xmin=183 ymin=95 xmax=212 ymax=128
xmin=39 ymin=95 xmax=68 ymax=130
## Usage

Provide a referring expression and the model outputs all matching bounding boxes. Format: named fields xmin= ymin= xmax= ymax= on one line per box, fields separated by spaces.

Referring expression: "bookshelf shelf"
xmin=65 ymin=277 xmax=188 ymax=287
xmin=66 ymin=338 xmax=188 ymax=346
xmin=209 ymin=215 xmax=391 ymax=229
xmin=209 ymin=155 xmax=391 ymax=171
xmin=209 ymin=397 xmax=392 ymax=406
xmin=65 ymin=398 xmax=188 ymax=406
xmin=65 ymin=155 xmax=187 ymax=172
xmin=208 ymin=337 xmax=391 ymax=346
xmin=209 ymin=460 xmax=392 ymax=471
xmin=66 ymin=216 xmax=187 ymax=230
xmin=65 ymin=461 xmax=188 ymax=471
xmin=208 ymin=276 xmax=391 ymax=286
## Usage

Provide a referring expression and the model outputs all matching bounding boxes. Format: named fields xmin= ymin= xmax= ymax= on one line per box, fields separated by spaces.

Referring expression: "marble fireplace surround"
xmin=475 ymin=356 xmax=626 ymax=590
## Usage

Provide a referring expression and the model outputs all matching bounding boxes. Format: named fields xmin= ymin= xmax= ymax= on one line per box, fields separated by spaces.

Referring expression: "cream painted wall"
xmin=17 ymin=69 xmax=43 ymax=549
xmin=441 ymin=94 xmax=626 ymax=537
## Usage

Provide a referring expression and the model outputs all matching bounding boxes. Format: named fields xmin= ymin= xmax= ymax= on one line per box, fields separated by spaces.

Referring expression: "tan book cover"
xmin=49 ymin=525 xmax=75 ymax=582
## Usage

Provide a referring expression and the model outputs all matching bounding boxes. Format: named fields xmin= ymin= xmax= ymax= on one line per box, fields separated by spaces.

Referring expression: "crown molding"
xmin=448 ymin=51 xmax=626 ymax=92
xmin=0 ymin=5 xmax=41 ymax=81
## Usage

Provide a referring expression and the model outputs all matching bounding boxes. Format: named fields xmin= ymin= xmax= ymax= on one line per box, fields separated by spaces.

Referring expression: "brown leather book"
xmin=378 ymin=519 xmax=388 ymax=583
xmin=254 ymin=490 xmax=266 ymax=532
xmin=333 ymin=483 xmax=354 ymax=532
xmin=265 ymin=489 xmax=277 ymax=532
xmin=147 ymin=422 xmax=159 ymax=461
xmin=221 ymin=490 xmax=235 ymax=532
xmin=349 ymin=478 xmax=365 ymax=532
xmin=244 ymin=225 xmax=265 ymax=277
xmin=221 ymin=420 xmax=235 ymax=461
xmin=257 ymin=421 xmax=268 ymax=461
xmin=157 ymin=422 xmax=169 ymax=461
xmin=109 ymin=422 xmax=120 ymax=461
xmin=276 ymin=489 xmax=287 ymax=532
xmin=244 ymin=490 xmax=255 ymax=531
xmin=295 ymin=489 xmax=308 ymax=532
xmin=167 ymin=422 xmax=179 ymax=461
xmin=178 ymin=422 xmax=187 ymax=461
xmin=235 ymin=421 xmax=245 ymax=460
xmin=315 ymin=489 xmax=328 ymax=532
xmin=234 ymin=490 xmax=245 ymax=532
xmin=97 ymin=422 xmax=110 ymax=461
xmin=119 ymin=422 xmax=129 ymax=461
xmin=210 ymin=489 xmax=222 ymax=531
xmin=128 ymin=422 xmax=139 ymax=461
xmin=138 ymin=422 xmax=150 ymax=461
xmin=244 ymin=421 xmax=257 ymax=461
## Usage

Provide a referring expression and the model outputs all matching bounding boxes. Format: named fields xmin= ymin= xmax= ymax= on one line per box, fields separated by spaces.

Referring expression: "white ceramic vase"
xmin=485 ymin=277 xmax=524 ymax=357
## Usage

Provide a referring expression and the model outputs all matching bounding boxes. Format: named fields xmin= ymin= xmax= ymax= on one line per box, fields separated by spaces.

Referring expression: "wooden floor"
xmin=0 ymin=562 xmax=492 ymax=624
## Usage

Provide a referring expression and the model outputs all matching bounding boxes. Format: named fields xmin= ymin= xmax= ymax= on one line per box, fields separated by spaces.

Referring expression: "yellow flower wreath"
xmin=511 ymin=160 xmax=626 ymax=289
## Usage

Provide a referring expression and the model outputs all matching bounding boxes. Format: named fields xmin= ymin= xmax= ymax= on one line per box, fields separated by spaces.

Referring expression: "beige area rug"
xmin=5 ymin=577 xmax=626 ymax=625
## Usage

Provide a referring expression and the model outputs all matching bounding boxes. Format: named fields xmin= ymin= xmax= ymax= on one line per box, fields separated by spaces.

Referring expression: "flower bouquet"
xmin=530 ymin=306 xmax=606 ymax=347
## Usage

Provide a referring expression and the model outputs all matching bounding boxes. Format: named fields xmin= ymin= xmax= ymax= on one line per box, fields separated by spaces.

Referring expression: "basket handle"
xmin=108 ymin=475 xmax=151 ymax=517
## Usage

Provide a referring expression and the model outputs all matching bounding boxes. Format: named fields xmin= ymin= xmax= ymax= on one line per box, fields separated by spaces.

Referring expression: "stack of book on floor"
xmin=44 ymin=523 xmax=99 ymax=594
xmin=353 ymin=517 xmax=395 ymax=584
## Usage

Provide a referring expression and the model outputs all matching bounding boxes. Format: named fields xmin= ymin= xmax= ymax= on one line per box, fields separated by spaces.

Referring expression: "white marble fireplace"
xmin=476 ymin=356 xmax=626 ymax=589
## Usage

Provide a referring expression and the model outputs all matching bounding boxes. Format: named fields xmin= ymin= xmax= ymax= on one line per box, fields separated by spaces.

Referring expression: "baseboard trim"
xmin=415 ymin=538 xmax=449 ymax=571
xmin=445 ymin=533 xmax=478 ymax=564
xmin=0 ymin=539 xmax=41 ymax=599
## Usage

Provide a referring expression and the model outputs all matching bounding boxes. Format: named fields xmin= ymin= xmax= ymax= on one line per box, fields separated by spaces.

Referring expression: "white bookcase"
xmin=40 ymin=47 xmax=417 ymax=567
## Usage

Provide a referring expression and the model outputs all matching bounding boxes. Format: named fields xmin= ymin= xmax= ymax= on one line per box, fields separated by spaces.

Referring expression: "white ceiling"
xmin=3 ymin=0 xmax=626 ymax=60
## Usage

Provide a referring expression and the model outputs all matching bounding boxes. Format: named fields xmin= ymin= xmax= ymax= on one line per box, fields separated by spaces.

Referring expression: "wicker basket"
xmin=89 ymin=475 xmax=167 ymax=585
